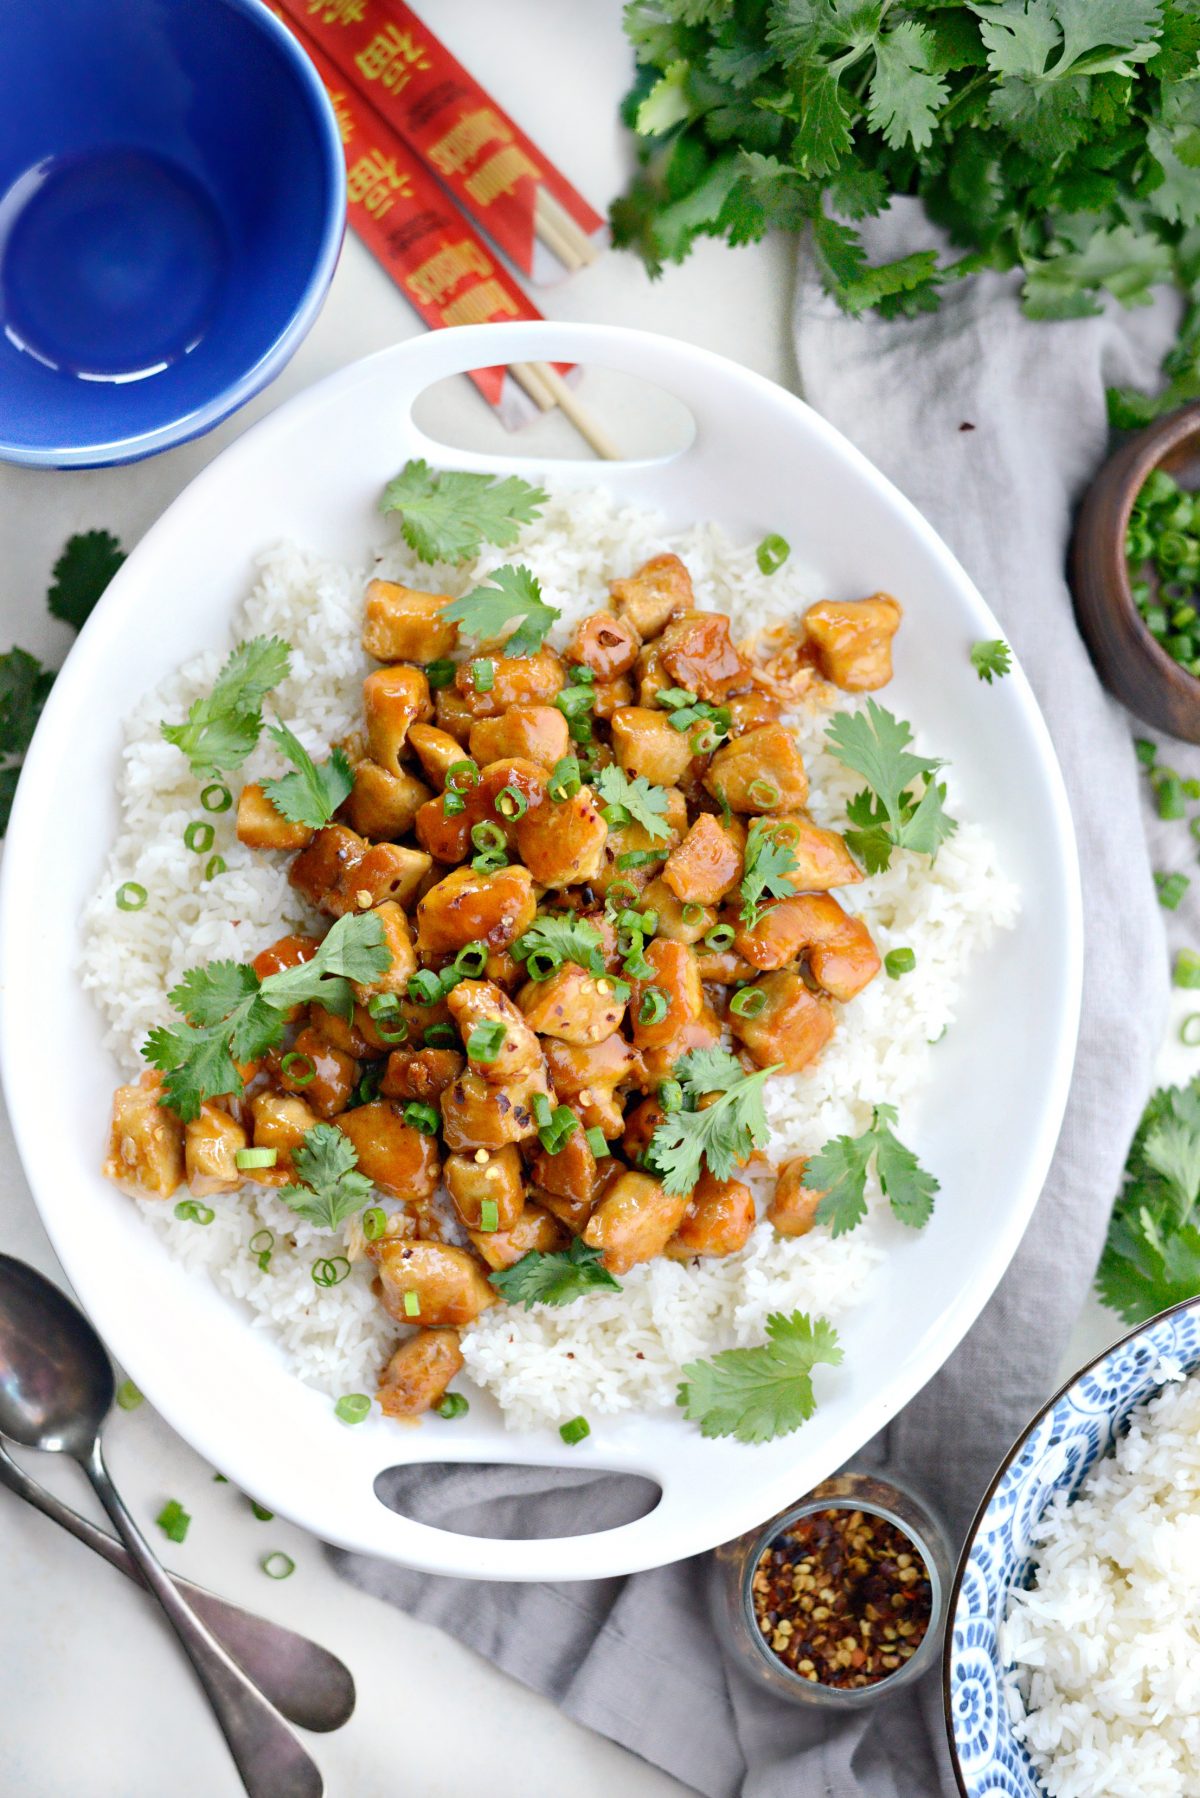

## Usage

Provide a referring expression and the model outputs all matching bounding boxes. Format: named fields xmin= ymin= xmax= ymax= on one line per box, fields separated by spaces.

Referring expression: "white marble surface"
xmin=0 ymin=3 xmax=1192 ymax=1792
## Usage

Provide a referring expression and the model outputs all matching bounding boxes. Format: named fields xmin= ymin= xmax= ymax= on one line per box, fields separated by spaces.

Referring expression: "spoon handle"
xmin=0 ymin=1447 xmax=354 ymax=1733
xmin=81 ymin=1438 xmax=324 ymax=1798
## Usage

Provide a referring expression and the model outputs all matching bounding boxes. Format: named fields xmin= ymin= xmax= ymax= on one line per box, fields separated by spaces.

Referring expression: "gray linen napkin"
xmin=333 ymin=201 xmax=1177 ymax=1796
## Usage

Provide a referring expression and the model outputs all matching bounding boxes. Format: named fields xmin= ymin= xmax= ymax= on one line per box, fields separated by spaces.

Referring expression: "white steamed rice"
xmin=80 ymin=487 xmax=1019 ymax=1429
xmin=1002 ymin=1368 xmax=1200 ymax=1798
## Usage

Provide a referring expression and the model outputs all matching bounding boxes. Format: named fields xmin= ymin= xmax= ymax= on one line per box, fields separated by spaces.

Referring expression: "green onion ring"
xmin=184 ymin=820 xmax=214 ymax=854
xmin=201 ymin=783 xmax=233 ymax=813
xmin=116 ymin=881 xmax=148 ymax=911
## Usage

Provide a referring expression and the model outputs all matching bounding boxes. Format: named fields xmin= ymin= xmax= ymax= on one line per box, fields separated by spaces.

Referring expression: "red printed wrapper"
xmin=281 ymin=12 xmax=562 ymax=429
xmin=278 ymin=0 xmax=607 ymax=284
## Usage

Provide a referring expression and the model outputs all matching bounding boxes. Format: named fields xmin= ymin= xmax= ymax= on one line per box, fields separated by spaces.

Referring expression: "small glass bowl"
xmin=710 ymin=1469 xmax=953 ymax=1709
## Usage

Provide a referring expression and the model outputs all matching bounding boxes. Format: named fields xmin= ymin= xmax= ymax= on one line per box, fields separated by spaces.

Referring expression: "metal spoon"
xmin=0 ymin=1255 xmax=323 ymax=1797
xmin=0 ymin=1436 xmax=355 ymax=1732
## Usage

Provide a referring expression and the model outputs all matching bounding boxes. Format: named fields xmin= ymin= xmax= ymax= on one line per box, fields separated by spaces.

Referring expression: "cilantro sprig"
xmin=442 ymin=565 xmax=560 ymax=658
xmin=380 ymin=460 xmax=547 ymax=565
xmin=594 ymin=763 xmax=672 ymax=841
xmin=1096 ymin=1077 xmax=1200 ymax=1324
xmin=262 ymin=721 xmax=353 ymax=829
xmin=160 ymin=637 xmax=292 ymax=779
xmin=739 ymin=818 xmax=799 ymax=927
xmin=489 ymin=1237 xmax=622 ymax=1308
xmin=826 ymin=701 xmax=957 ymax=874
xmin=676 ymin=1310 xmax=843 ymax=1444
xmin=47 ymin=529 xmax=125 ymax=631
xmin=143 ymin=913 xmax=391 ymax=1121
xmin=647 ymin=1049 xmax=778 ymax=1194
xmin=803 ymin=1103 xmax=939 ymax=1237
xmin=970 ymin=639 xmax=1012 ymax=684
xmin=279 ymin=1126 xmax=373 ymax=1231
xmin=512 ymin=912 xmax=608 ymax=976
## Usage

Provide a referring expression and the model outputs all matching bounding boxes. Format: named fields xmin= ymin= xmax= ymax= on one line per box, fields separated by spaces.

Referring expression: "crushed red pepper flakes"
xmin=750 ymin=1507 xmax=932 ymax=1689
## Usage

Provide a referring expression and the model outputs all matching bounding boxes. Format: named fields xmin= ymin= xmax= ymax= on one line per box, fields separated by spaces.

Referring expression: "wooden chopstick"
xmin=535 ymin=188 xmax=600 ymax=270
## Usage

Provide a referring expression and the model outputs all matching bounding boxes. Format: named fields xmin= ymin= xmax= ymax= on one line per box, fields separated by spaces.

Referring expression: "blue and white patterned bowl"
xmin=943 ymin=1298 xmax=1200 ymax=1796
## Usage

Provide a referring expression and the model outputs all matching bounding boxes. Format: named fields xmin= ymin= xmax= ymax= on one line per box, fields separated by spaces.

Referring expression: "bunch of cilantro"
xmin=614 ymin=0 xmax=1200 ymax=424
xmin=1096 ymin=1074 xmax=1200 ymax=1321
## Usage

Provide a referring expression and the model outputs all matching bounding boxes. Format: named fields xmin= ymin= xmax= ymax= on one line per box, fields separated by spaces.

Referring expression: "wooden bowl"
xmin=1071 ymin=403 xmax=1200 ymax=743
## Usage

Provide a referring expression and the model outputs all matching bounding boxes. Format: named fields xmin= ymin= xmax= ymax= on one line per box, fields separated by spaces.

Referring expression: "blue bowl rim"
xmin=0 ymin=0 xmax=346 ymax=469
xmin=941 ymin=1290 xmax=1200 ymax=1796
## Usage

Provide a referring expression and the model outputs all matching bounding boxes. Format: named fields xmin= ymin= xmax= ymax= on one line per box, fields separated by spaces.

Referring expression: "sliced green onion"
xmin=747 ymin=778 xmax=780 ymax=808
xmin=116 ymin=881 xmax=148 ymax=911
xmin=423 ymin=1023 xmax=456 ymax=1049
xmin=601 ymin=803 xmax=631 ymax=829
xmin=730 ymin=985 xmax=767 ymax=1018
xmin=351 ymin=1064 xmax=385 ymax=1109
xmin=367 ymin=992 xmax=408 ymax=1043
xmin=403 ymin=1100 xmax=440 ymax=1134
xmin=618 ymin=849 xmax=659 ymax=869
xmin=479 ymin=1198 xmax=499 ymax=1233
xmin=555 ymin=684 xmax=593 ymax=719
xmin=408 ymin=968 xmax=443 ymax=1005
xmin=639 ymin=987 xmax=669 ymax=1026
xmin=156 ymin=1500 xmax=191 ymax=1544
xmin=559 ymin=1416 xmax=590 ymax=1446
xmin=472 ymin=847 xmax=509 ymax=873
xmin=312 ymin=1257 xmax=351 ymax=1288
xmin=606 ymin=878 xmax=640 ymax=910
xmin=1185 ymin=778 xmax=1200 ymax=800
xmin=668 ymin=707 xmax=700 ymax=732
xmin=1155 ymin=772 xmax=1186 ymax=820
xmin=691 ymin=724 xmax=723 ymax=755
xmin=496 ymin=785 xmax=528 ymax=819
xmin=249 ymin=1228 xmax=274 ymax=1271
xmin=471 ymin=820 xmax=506 ymax=851
xmin=236 ymin=1147 xmax=279 ymax=1171
xmin=756 ymin=533 xmax=791 ymax=575
xmin=471 ymin=659 xmax=495 ymax=693
xmin=680 ymin=902 xmax=706 ymax=927
xmin=531 ymin=1091 xmax=554 ymax=1129
xmin=204 ymin=855 xmax=227 ymax=881
xmin=1157 ymin=870 xmax=1191 ymax=910
xmin=548 ymin=755 xmax=582 ymax=801
xmin=1174 ymin=948 xmax=1200 ymax=989
xmin=362 ymin=1206 xmax=388 ymax=1241
xmin=885 ymin=947 xmax=917 ymax=979
xmin=568 ymin=714 xmax=593 ymax=744
xmin=705 ymin=923 xmax=736 ymax=950
xmin=453 ymin=941 xmax=489 ymax=976
xmin=335 ymin=1393 xmax=371 ymax=1425
xmin=438 ymin=1391 xmax=470 ymax=1419
xmin=174 ymin=1199 xmax=215 ymax=1225
xmin=568 ymin=663 xmax=596 ymax=685
xmin=425 ymin=659 xmax=455 ymax=689
xmin=403 ymin=1290 xmax=421 ymax=1318
xmin=1182 ymin=1013 xmax=1200 ymax=1046
xmin=468 ymin=1020 xmax=507 ymax=1063
xmin=281 ymin=1051 xmax=315 ymax=1086
xmin=658 ymin=687 xmax=696 ymax=710
xmin=116 ymin=1379 xmax=144 ymax=1411
xmin=446 ymin=759 xmax=480 ymax=793
xmin=443 ymin=790 xmax=467 ymax=817
xmin=250 ymin=1501 xmax=273 ymax=1522
xmin=261 ymin=1552 xmax=295 ymax=1580
xmin=585 ymin=1127 xmax=610 ymax=1158
xmin=525 ymin=946 xmax=561 ymax=981
xmin=184 ymin=820 xmax=215 ymax=854
xmin=658 ymin=1079 xmax=683 ymax=1114
xmin=201 ymin=783 xmax=233 ymax=813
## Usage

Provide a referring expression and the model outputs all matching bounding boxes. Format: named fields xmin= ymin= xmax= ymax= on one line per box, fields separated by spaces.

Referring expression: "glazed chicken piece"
xmin=610 ymin=705 xmax=694 ymax=787
xmin=592 ymin=676 xmax=635 ymax=720
xmin=543 ymin=1034 xmax=642 ymax=1139
xmin=769 ymin=1157 xmax=825 ymax=1237
xmin=345 ymin=761 xmax=431 ymax=840
xmin=252 ymin=933 xmax=321 ymax=982
xmin=415 ymin=864 xmax=537 ymax=957
xmin=452 ymin=650 xmax=565 ymax=719
xmin=250 ymin=1090 xmax=321 ymax=1164
xmin=335 ymin=1101 xmax=440 ymax=1201
xmin=362 ymin=665 xmax=433 ymax=775
xmin=104 ymin=1074 xmax=185 ymax=1198
xmin=406 ymin=722 xmax=466 ymax=790
xmin=469 ymin=704 xmax=570 ymax=771
xmin=633 ymin=642 xmax=673 ymax=707
xmin=636 ymin=1003 xmax=724 ymax=1087
xmin=352 ymin=901 xmax=417 ymax=1001
xmin=731 ymin=971 xmax=835 ymax=1073
xmin=433 ymin=686 xmax=480 ymax=744
xmin=516 ymin=785 xmax=607 ymax=888
xmin=468 ymin=1201 xmax=569 ymax=1270
xmin=693 ymin=947 xmax=758 ymax=985
xmin=376 ymin=1329 xmax=463 ymax=1420
xmin=665 ymin=1170 xmax=757 ymax=1260
xmin=289 ymin=824 xmax=431 ymax=915
xmin=380 ymin=1047 xmax=465 ymax=1103
xmin=184 ymin=1105 xmax=247 ymax=1195
xmin=416 ymin=758 xmax=548 ymax=865
xmin=568 ymin=610 xmax=642 ymax=681
xmin=657 ymin=610 xmax=748 ymax=702
xmin=517 ymin=964 xmax=626 ymax=1045
xmin=726 ymin=692 xmax=783 ymax=734
xmin=440 ymin=1066 xmax=549 ymax=1152
xmin=609 ymin=553 xmax=693 ymax=639
xmin=371 ymin=1239 xmax=497 ymax=1327
xmin=736 ymin=893 xmax=880 ymax=999
xmin=621 ymin=1096 xmax=665 ymax=1168
xmin=276 ymin=1024 xmax=358 ymax=1117
xmin=593 ymin=788 xmax=689 ymax=897
xmin=362 ymin=579 xmax=458 ymax=662
xmin=446 ymin=979 xmax=543 ymax=1082
xmin=770 ymin=814 xmax=863 ymax=892
xmin=640 ymin=877 xmax=715 ymax=945
xmin=443 ymin=1143 xmax=525 ymax=1232
xmin=583 ymin=1170 xmax=690 ymax=1275
xmin=803 ymin=594 xmax=902 ymax=692
xmin=662 ymin=812 xmax=744 ymax=906
xmin=704 ymin=726 xmax=809 ymax=813
xmin=236 ymin=783 xmax=314 ymax=853
xmin=629 ymin=938 xmax=704 ymax=1051
xmin=529 ymin=1127 xmax=601 ymax=1228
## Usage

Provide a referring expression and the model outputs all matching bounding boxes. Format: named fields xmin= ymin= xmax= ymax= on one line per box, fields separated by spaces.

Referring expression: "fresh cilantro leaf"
xmin=512 ymin=912 xmax=607 ymax=975
xmin=740 ymin=818 xmax=799 ymax=927
xmin=278 ymin=1125 xmax=373 ymax=1231
xmin=441 ymin=565 xmax=559 ymax=658
xmin=648 ymin=1065 xmax=777 ymax=1194
xmin=380 ymin=460 xmax=547 ymax=565
xmin=594 ymin=763 xmax=672 ymax=841
xmin=1097 ymin=1074 xmax=1200 ymax=1323
xmin=161 ymin=637 xmax=292 ymax=778
xmin=1022 ymin=224 xmax=1174 ymax=319
xmin=676 ymin=1309 xmax=843 ymax=1443
xmin=0 ymin=647 xmax=54 ymax=759
xmin=143 ymin=913 xmax=391 ymax=1121
xmin=826 ymin=700 xmax=958 ymax=870
xmin=47 ymin=529 xmax=125 ymax=631
xmin=489 ymin=1237 xmax=623 ymax=1309
xmin=261 ymin=721 xmax=353 ymax=829
xmin=676 ymin=1046 xmax=747 ymax=1095
xmin=867 ymin=21 xmax=949 ymax=152
xmin=804 ymin=1102 xmax=939 ymax=1236
xmin=970 ymin=638 xmax=1012 ymax=683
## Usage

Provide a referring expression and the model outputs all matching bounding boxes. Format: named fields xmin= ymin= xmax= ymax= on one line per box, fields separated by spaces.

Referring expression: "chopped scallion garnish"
xmin=403 ymin=1290 xmax=421 ymax=1318
xmin=116 ymin=1379 xmax=144 ymax=1411
xmin=403 ymin=1100 xmax=440 ymax=1133
xmin=201 ymin=782 xmax=233 ymax=813
xmin=468 ymin=1021 xmax=507 ymax=1063
xmin=334 ymin=1393 xmax=371 ymax=1425
xmin=729 ymin=985 xmax=766 ymax=1017
xmin=184 ymin=820 xmax=215 ymax=854
xmin=884 ymin=947 xmax=916 ymax=979
xmin=261 ymin=1552 xmax=295 ymax=1580
xmin=559 ymin=1416 xmax=590 ymax=1446
xmin=156 ymin=1499 xmax=191 ymax=1544
xmin=174 ymin=1198 xmax=215 ymax=1225
xmin=311 ymin=1256 xmax=351 ymax=1288
xmin=756 ymin=533 xmax=790 ymax=575
xmin=280 ymin=1051 xmax=315 ymax=1086
xmin=116 ymin=881 xmax=148 ymax=911
xmin=438 ymin=1392 xmax=470 ymax=1419
xmin=236 ymin=1147 xmax=278 ymax=1170
xmin=479 ymin=1198 xmax=499 ymax=1232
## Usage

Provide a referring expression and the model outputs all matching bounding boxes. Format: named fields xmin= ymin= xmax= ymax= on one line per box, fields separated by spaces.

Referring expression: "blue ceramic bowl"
xmin=0 ymin=0 xmax=344 ymax=467
xmin=944 ymin=1298 xmax=1200 ymax=1796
